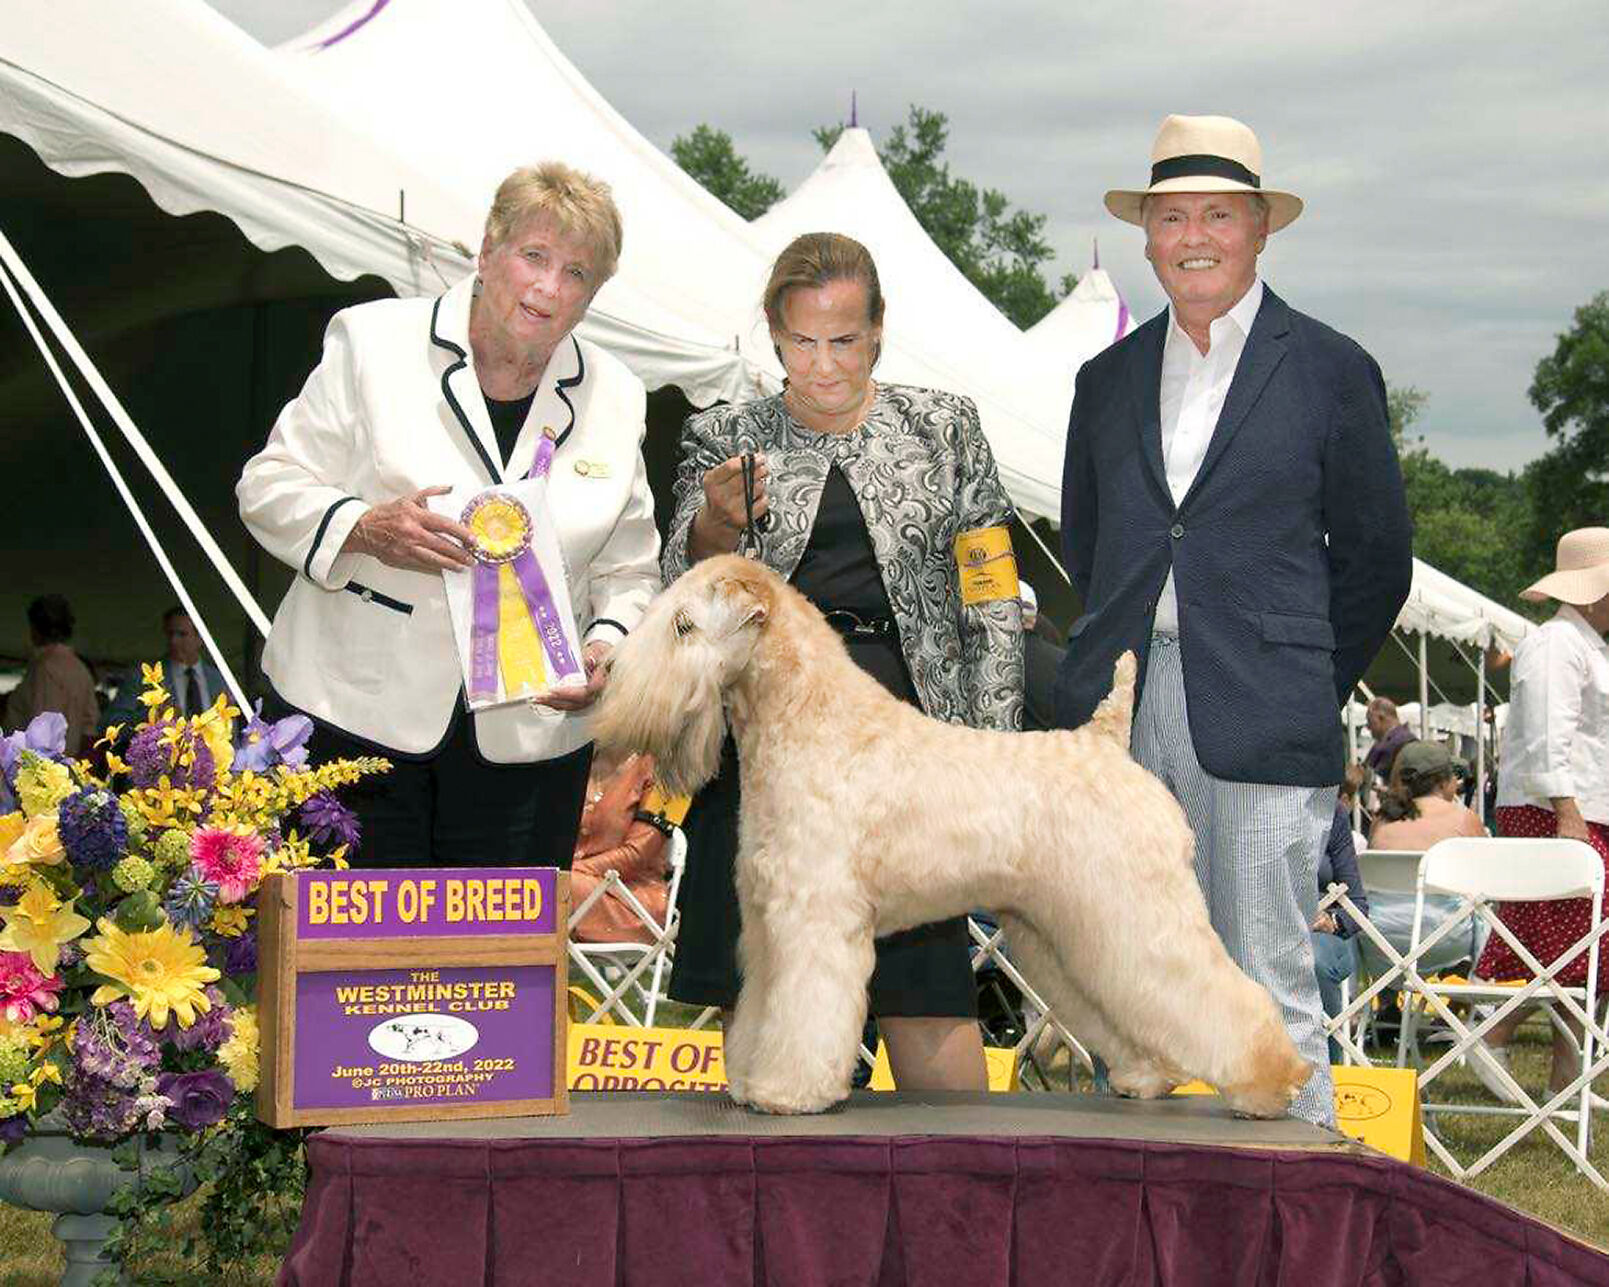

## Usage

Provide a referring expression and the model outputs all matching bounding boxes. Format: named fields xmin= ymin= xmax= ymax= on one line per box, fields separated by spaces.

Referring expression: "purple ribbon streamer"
xmin=469 ymin=563 xmax=503 ymax=703
xmin=509 ymin=546 xmax=582 ymax=683
xmin=527 ymin=433 xmax=556 ymax=481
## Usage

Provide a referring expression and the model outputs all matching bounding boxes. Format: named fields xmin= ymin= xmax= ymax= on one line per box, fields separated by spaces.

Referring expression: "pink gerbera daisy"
xmin=189 ymin=828 xmax=265 ymax=904
xmin=0 ymin=949 xmax=63 ymax=1023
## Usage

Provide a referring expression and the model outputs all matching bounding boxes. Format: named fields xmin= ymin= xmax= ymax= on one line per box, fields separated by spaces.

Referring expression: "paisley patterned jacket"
xmin=663 ymin=385 xmax=1024 ymax=732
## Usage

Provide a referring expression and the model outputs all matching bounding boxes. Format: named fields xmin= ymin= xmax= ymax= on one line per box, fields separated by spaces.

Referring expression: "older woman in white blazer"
xmin=238 ymin=161 xmax=660 ymax=868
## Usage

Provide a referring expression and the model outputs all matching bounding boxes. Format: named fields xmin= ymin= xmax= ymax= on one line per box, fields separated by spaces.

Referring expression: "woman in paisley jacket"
xmin=663 ymin=232 xmax=1025 ymax=1092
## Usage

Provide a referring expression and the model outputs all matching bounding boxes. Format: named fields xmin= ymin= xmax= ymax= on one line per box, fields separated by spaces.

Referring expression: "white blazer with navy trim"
xmin=237 ymin=274 xmax=661 ymax=762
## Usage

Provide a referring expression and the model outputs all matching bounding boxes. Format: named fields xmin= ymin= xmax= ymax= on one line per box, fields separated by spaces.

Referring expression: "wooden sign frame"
xmin=256 ymin=869 xmax=569 ymax=1128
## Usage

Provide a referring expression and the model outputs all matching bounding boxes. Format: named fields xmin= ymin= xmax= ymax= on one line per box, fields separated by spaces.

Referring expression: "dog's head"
xmin=593 ymin=556 xmax=777 ymax=796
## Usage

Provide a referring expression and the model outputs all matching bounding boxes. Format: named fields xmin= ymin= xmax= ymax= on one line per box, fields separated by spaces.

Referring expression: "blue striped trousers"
xmin=1130 ymin=634 xmax=1337 ymax=1126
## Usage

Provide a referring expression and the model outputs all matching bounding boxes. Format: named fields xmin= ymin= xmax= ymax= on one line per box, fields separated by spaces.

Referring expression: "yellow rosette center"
xmin=465 ymin=495 xmax=532 ymax=564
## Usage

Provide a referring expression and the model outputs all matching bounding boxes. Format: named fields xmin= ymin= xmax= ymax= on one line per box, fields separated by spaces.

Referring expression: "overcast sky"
xmin=210 ymin=0 xmax=1607 ymax=475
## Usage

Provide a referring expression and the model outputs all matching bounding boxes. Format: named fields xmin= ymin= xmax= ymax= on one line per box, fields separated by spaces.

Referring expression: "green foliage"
xmin=1522 ymin=290 xmax=1609 ymax=576
xmin=1388 ymin=382 xmax=1546 ymax=612
xmin=819 ymin=106 xmax=1062 ymax=327
xmin=669 ymin=124 xmax=784 ymax=220
xmin=683 ymin=107 xmax=1069 ymax=327
xmin=88 ymin=1104 xmax=309 ymax=1284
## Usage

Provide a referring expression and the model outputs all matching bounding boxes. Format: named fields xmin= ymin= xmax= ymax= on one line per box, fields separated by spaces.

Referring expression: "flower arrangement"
xmin=0 ymin=663 xmax=386 ymax=1150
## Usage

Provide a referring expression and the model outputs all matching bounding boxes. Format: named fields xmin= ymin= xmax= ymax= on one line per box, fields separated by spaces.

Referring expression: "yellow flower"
xmin=82 ymin=918 xmax=220 ymax=1030
xmin=192 ymin=697 xmax=238 ymax=776
xmin=131 ymin=778 xmax=205 ymax=829
xmin=0 ymin=883 xmax=91 ymax=972
xmin=208 ymin=905 xmax=252 ymax=938
xmin=0 ymin=814 xmax=25 ymax=852
xmin=15 ymin=759 xmax=73 ymax=818
xmin=218 ymin=1006 xmax=259 ymax=1093
xmin=4 ymin=814 xmax=65 ymax=873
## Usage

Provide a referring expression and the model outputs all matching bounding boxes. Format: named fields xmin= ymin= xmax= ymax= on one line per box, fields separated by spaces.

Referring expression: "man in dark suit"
xmin=1055 ymin=115 xmax=1413 ymax=1124
xmin=101 ymin=606 xmax=227 ymax=730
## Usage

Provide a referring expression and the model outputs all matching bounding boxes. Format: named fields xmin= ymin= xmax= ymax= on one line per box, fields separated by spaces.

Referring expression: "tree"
xmin=1387 ymin=381 xmax=1540 ymax=611
xmin=669 ymin=125 xmax=784 ymax=220
xmin=817 ymin=106 xmax=1062 ymax=327
xmin=1523 ymin=291 xmax=1609 ymax=575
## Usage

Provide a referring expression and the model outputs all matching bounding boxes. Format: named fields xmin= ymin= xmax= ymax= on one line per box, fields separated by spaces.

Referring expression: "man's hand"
xmin=689 ymin=455 xmax=768 ymax=560
xmin=345 ymin=486 xmax=476 ymax=572
xmin=1553 ymin=797 xmax=1592 ymax=844
xmin=1310 ymin=911 xmax=1339 ymax=935
xmin=530 ymin=640 xmax=613 ymax=712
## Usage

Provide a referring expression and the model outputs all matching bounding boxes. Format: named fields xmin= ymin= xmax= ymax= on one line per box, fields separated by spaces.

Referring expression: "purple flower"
xmin=0 ymin=713 xmax=66 ymax=812
xmin=299 ymin=792 xmax=360 ymax=850
xmin=169 ymin=989 xmax=231 ymax=1053
xmin=0 ymin=1113 xmax=27 ymax=1145
xmin=233 ymin=705 xmax=312 ymax=773
xmin=60 ymin=1067 xmax=144 ymax=1141
xmin=57 ymin=787 xmax=128 ymax=872
xmin=126 ymin=722 xmax=215 ymax=792
xmin=156 ymin=1070 xmax=234 ymax=1130
xmin=224 ymin=932 xmax=257 ymax=976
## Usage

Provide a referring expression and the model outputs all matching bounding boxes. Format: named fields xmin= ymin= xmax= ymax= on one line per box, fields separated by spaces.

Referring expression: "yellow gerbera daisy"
xmin=82 ymin=918 xmax=220 ymax=1030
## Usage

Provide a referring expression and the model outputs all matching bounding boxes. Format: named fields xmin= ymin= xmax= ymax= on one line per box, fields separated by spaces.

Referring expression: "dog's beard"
xmin=593 ymin=644 xmax=729 ymax=798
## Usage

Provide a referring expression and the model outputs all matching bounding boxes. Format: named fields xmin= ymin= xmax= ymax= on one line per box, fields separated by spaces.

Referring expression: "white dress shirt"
xmin=170 ymin=662 xmax=210 ymax=716
xmin=1153 ymin=278 xmax=1265 ymax=634
xmin=1496 ymin=604 xmax=1609 ymax=825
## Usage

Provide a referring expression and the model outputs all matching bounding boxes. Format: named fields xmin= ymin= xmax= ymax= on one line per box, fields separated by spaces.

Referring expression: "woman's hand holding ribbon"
xmin=348 ymin=485 xmax=477 ymax=572
xmin=530 ymin=640 xmax=613 ymax=712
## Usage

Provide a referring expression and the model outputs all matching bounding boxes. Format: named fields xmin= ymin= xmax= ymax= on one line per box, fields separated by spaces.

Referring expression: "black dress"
xmin=668 ymin=466 xmax=977 ymax=1016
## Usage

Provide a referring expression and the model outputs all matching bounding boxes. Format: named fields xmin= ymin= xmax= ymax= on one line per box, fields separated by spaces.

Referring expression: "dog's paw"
xmin=1108 ymin=1064 xmax=1182 ymax=1100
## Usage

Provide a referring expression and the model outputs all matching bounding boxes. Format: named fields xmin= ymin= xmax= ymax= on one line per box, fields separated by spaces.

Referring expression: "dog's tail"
xmin=1087 ymin=650 xmax=1137 ymax=743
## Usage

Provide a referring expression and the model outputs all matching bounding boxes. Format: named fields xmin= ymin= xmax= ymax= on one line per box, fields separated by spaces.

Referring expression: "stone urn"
xmin=0 ymin=1112 xmax=191 ymax=1287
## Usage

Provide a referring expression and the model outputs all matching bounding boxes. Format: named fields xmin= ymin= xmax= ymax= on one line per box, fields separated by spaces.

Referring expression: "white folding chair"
xmin=1402 ymin=836 xmax=1608 ymax=1188
xmin=567 ymin=827 xmax=688 ymax=1027
xmin=965 ymin=915 xmax=1091 ymax=1087
xmin=1319 ymin=850 xmax=1426 ymax=1063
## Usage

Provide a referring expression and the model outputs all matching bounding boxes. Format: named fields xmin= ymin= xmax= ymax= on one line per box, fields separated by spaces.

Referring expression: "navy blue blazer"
xmin=1054 ymin=287 xmax=1413 ymax=787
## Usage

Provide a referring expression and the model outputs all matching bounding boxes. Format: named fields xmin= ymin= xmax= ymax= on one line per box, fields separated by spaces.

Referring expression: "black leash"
xmin=738 ymin=451 xmax=762 ymax=558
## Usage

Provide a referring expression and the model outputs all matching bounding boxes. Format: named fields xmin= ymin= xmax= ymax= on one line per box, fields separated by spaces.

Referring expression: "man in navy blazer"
xmin=101 ymin=606 xmax=227 ymax=731
xmin=1055 ymin=116 xmax=1412 ymax=1124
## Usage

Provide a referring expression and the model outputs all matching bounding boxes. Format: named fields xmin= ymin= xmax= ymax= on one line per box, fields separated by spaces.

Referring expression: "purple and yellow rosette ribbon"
xmin=463 ymin=476 xmax=581 ymax=703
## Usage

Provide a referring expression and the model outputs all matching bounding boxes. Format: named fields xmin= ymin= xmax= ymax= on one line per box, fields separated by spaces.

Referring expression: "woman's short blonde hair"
xmin=483 ymin=161 xmax=623 ymax=283
xmin=762 ymin=232 xmax=886 ymax=333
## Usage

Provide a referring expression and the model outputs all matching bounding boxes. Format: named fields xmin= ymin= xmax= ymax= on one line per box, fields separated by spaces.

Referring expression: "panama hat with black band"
xmin=1105 ymin=114 xmax=1303 ymax=233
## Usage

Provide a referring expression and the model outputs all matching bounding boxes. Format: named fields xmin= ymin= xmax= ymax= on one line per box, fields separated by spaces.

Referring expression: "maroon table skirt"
xmin=280 ymin=1094 xmax=1609 ymax=1287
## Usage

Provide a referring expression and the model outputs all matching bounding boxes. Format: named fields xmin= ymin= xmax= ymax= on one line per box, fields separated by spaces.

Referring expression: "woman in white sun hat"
xmin=1470 ymin=527 xmax=1609 ymax=1106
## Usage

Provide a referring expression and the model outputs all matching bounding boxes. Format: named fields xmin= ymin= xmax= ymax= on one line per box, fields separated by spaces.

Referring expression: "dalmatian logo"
xmin=368 ymin=1012 xmax=481 ymax=1061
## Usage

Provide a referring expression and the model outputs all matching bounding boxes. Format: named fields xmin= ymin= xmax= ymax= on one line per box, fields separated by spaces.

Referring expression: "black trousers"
xmin=269 ymin=696 xmax=591 ymax=870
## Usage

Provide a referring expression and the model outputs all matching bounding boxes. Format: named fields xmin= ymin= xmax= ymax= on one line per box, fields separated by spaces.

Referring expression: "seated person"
xmin=1370 ymin=739 xmax=1486 ymax=849
xmin=1357 ymin=740 xmax=1488 ymax=994
xmin=1313 ymin=797 xmax=1370 ymax=1063
xmin=570 ymin=752 xmax=671 ymax=944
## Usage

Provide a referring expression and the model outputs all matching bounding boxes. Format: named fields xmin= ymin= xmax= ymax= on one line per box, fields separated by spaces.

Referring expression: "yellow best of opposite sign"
xmin=1173 ymin=1065 xmax=1424 ymax=1165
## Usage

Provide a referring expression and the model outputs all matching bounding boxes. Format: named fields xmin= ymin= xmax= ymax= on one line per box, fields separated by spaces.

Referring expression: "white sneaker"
xmin=1465 ymin=1042 xmax=1524 ymax=1104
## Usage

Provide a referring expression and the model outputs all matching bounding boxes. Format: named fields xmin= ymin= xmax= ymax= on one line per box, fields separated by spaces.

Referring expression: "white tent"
xmin=0 ymin=0 xmax=759 ymax=407
xmin=1398 ymin=557 xmax=1531 ymax=654
xmin=749 ymin=128 xmax=1070 ymax=519
xmin=1023 ymin=262 xmax=1136 ymax=383
xmin=278 ymin=0 xmax=773 ymax=408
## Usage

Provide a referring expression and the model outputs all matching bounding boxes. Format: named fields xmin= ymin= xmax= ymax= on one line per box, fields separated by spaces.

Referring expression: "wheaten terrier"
xmin=595 ymin=556 xmax=1312 ymax=1117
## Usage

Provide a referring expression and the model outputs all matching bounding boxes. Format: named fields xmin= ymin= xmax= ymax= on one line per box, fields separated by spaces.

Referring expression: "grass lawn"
xmin=2 ymin=1012 xmax=1605 ymax=1284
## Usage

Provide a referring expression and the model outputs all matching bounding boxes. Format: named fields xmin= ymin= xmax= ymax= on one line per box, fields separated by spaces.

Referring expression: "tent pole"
xmin=1477 ymin=644 xmax=1488 ymax=827
xmin=0 ymin=227 xmax=271 ymax=638
xmin=0 ymin=252 xmax=252 ymax=712
xmin=1418 ymin=633 xmax=1430 ymax=736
